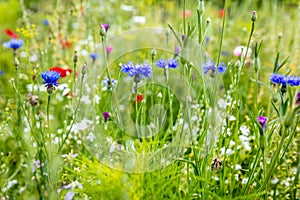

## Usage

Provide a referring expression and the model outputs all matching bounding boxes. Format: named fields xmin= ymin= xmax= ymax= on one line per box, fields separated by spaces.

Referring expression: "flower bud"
xmin=198 ymin=0 xmax=204 ymax=15
xmin=254 ymin=57 xmax=260 ymax=73
xmin=151 ymin=48 xmax=156 ymax=60
xmin=73 ymin=51 xmax=78 ymax=63
xmin=14 ymin=57 xmax=19 ymax=70
xmin=99 ymin=25 xmax=106 ymax=37
xmin=272 ymin=93 xmax=280 ymax=103
xmin=283 ymin=110 xmax=294 ymax=128
xmin=81 ymin=64 xmax=87 ymax=75
xmin=251 ymin=11 xmax=257 ymax=21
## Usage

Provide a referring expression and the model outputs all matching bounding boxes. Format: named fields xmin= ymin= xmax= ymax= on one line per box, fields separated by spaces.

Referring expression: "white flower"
xmin=94 ymin=95 xmax=101 ymax=104
xmin=242 ymin=178 xmax=248 ymax=184
xmin=240 ymin=125 xmax=250 ymax=136
xmin=86 ymin=132 xmax=96 ymax=142
xmin=81 ymin=95 xmax=91 ymax=104
xmin=271 ymin=177 xmax=279 ymax=184
xmin=218 ymin=98 xmax=228 ymax=109
xmin=132 ymin=16 xmax=146 ymax=24
xmin=229 ymin=115 xmax=236 ymax=121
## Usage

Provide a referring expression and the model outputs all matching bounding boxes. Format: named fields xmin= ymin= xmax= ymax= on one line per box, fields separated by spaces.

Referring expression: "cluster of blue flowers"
xmin=156 ymin=58 xmax=178 ymax=69
xmin=121 ymin=62 xmax=152 ymax=81
xmin=203 ymin=60 xmax=226 ymax=74
xmin=270 ymin=74 xmax=300 ymax=86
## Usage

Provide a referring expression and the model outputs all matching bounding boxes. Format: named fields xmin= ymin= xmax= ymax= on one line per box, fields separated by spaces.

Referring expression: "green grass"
xmin=0 ymin=0 xmax=299 ymax=199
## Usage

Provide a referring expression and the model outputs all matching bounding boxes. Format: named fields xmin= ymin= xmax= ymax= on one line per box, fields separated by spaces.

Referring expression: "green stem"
xmin=58 ymin=73 xmax=85 ymax=153
xmin=46 ymin=94 xmax=51 ymax=130
xmin=102 ymin=36 xmax=112 ymax=83
xmin=216 ymin=0 xmax=227 ymax=68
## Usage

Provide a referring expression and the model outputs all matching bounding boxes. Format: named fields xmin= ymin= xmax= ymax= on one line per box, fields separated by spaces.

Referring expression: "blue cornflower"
xmin=3 ymin=39 xmax=24 ymax=50
xmin=168 ymin=58 xmax=178 ymax=68
xmin=102 ymin=77 xmax=116 ymax=90
xmin=203 ymin=60 xmax=226 ymax=74
xmin=41 ymin=71 xmax=60 ymax=89
xmin=203 ymin=60 xmax=216 ymax=74
xmin=270 ymin=74 xmax=287 ymax=85
xmin=43 ymin=19 xmax=49 ymax=26
xmin=287 ymin=76 xmax=300 ymax=86
xmin=0 ymin=70 xmax=4 ymax=76
xmin=89 ymin=53 xmax=100 ymax=61
xmin=121 ymin=61 xmax=134 ymax=73
xmin=121 ymin=62 xmax=152 ymax=82
xmin=218 ymin=62 xmax=227 ymax=73
xmin=156 ymin=59 xmax=167 ymax=68
xmin=129 ymin=63 xmax=152 ymax=78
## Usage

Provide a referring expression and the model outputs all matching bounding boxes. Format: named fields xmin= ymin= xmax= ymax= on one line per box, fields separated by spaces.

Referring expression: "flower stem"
xmin=102 ymin=35 xmax=112 ymax=84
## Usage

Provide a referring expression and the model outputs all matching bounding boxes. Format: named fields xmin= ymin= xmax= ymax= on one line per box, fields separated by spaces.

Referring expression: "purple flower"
xmin=270 ymin=74 xmax=287 ymax=85
xmin=287 ymin=76 xmax=300 ymax=86
xmin=41 ymin=71 xmax=60 ymax=88
xmin=257 ymin=116 xmax=268 ymax=130
xmin=168 ymin=58 xmax=178 ymax=68
xmin=102 ymin=112 xmax=110 ymax=122
xmin=101 ymin=23 xmax=109 ymax=31
xmin=156 ymin=59 xmax=167 ymax=68
xmin=217 ymin=62 xmax=227 ymax=73
xmin=3 ymin=38 xmax=24 ymax=50
xmin=106 ymin=46 xmax=113 ymax=55
xmin=174 ymin=46 xmax=181 ymax=56
xmin=296 ymin=92 xmax=300 ymax=106
xmin=203 ymin=60 xmax=215 ymax=74
xmin=65 ymin=191 xmax=75 ymax=200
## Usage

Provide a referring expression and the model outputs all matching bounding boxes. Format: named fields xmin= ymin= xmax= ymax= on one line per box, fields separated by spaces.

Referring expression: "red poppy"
xmin=4 ymin=29 xmax=18 ymax=38
xmin=50 ymin=67 xmax=72 ymax=78
xmin=218 ymin=9 xmax=228 ymax=18
xmin=134 ymin=94 xmax=144 ymax=103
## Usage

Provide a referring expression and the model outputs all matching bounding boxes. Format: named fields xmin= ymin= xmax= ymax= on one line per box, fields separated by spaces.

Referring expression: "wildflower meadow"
xmin=0 ymin=0 xmax=299 ymax=199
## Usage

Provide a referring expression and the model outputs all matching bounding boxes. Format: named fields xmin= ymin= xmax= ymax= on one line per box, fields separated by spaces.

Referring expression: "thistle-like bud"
xmin=251 ymin=11 xmax=257 ymax=22
xmin=81 ymin=64 xmax=87 ymax=75
xmin=73 ymin=51 xmax=78 ymax=63
xmin=211 ymin=158 xmax=222 ymax=171
xmin=100 ymin=25 xmax=107 ymax=37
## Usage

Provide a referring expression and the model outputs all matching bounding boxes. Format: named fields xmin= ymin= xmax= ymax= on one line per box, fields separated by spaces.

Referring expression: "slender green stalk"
xmin=216 ymin=0 xmax=227 ymax=68
xmin=102 ymin=35 xmax=112 ymax=84
xmin=58 ymin=71 xmax=85 ymax=153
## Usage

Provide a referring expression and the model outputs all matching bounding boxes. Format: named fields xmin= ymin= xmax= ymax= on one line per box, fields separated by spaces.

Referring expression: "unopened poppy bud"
xmin=251 ymin=11 xmax=257 ymax=21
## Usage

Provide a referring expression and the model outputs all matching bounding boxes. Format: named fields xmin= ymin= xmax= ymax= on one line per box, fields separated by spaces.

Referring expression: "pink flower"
xmin=233 ymin=46 xmax=252 ymax=58
xmin=180 ymin=10 xmax=192 ymax=18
